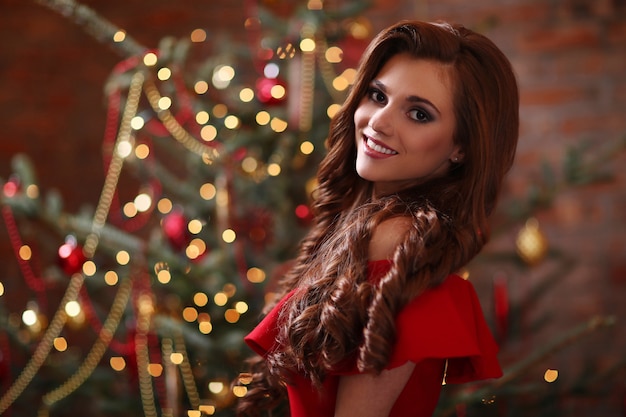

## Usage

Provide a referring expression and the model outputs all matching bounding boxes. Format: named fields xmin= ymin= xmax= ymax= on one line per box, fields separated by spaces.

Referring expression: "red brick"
xmin=520 ymin=85 xmax=589 ymax=106
xmin=518 ymin=24 xmax=601 ymax=52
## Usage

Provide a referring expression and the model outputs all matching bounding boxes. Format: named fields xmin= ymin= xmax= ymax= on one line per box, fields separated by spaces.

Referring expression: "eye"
xmin=367 ymin=87 xmax=387 ymax=104
xmin=408 ymin=108 xmax=432 ymax=123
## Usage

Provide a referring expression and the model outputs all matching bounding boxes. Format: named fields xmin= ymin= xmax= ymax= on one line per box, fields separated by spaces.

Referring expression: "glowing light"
xmin=214 ymin=292 xmax=228 ymax=306
xmin=235 ymin=301 xmax=249 ymax=314
xmin=213 ymin=65 xmax=235 ymax=89
xmin=208 ymin=382 xmax=225 ymax=394
xmin=212 ymin=104 xmax=228 ymax=118
xmin=239 ymin=88 xmax=254 ymax=102
xmin=104 ymin=270 xmax=119 ymax=286
xmin=196 ymin=111 xmax=210 ymax=125
xmin=116 ymin=250 xmax=130 ymax=265
xmin=188 ymin=411 xmax=201 ymax=417
xmin=222 ymin=229 xmax=236 ymax=243
xmin=134 ymin=193 xmax=152 ymax=212
xmin=225 ymin=309 xmax=240 ymax=323
xmin=333 ymin=76 xmax=349 ymax=91
xmin=110 ymin=356 xmax=126 ymax=371
xmin=170 ymin=352 xmax=184 ymax=365
xmin=307 ymin=0 xmax=323 ymax=10
xmin=544 ymin=369 xmax=559 ymax=383
xmin=300 ymin=141 xmax=314 ymax=155
xmin=223 ymin=284 xmax=237 ymax=297
xmin=349 ymin=19 xmax=371 ymax=39
xmin=19 ymin=245 xmax=32 ymax=261
xmin=182 ymin=307 xmax=198 ymax=322
xmin=199 ymin=405 xmax=215 ymax=415
xmin=158 ymin=96 xmax=172 ymax=110
xmin=255 ymin=111 xmax=271 ymax=125
xmin=200 ymin=125 xmax=217 ymax=141
xmin=187 ymin=219 xmax=202 ymax=234
xmin=53 ymin=337 xmax=68 ymax=351
xmin=341 ymin=68 xmax=357 ymax=84
xmin=233 ymin=386 xmax=248 ymax=397
xmin=116 ymin=141 xmax=133 ymax=158
xmin=267 ymin=163 xmax=281 ymax=176
xmin=157 ymin=67 xmax=171 ymax=80
xmin=199 ymin=183 xmax=216 ymax=200
xmin=246 ymin=267 xmax=266 ymax=283
xmin=22 ymin=309 xmax=38 ymax=326
xmin=157 ymin=269 xmax=171 ymax=284
xmin=270 ymin=84 xmax=286 ymax=100
xmin=193 ymin=292 xmax=209 ymax=307
xmin=131 ymin=116 xmax=145 ymax=130
xmin=224 ymin=115 xmax=240 ymax=129
xmin=270 ymin=117 xmax=288 ymax=132
xmin=241 ymin=157 xmax=258 ymax=173
xmin=199 ymin=321 xmax=213 ymax=334
xmin=325 ymin=46 xmax=343 ymax=63
xmin=198 ymin=312 xmax=211 ymax=323
xmin=327 ymin=103 xmax=341 ymax=119
xmin=135 ymin=143 xmax=150 ymax=159
xmin=194 ymin=81 xmax=209 ymax=94
xmin=0 ymin=282 xmax=4 ymax=296
xmin=26 ymin=184 xmax=39 ymax=198
xmin=300 ymin=38 xmax=316 ymax=52
xmin=143 ymin=52 xmax=158 ymax=67
xmin=113 ymin=30 xmax=126 ymax=42
xmin=82 ymin=261 xmax=97 ymax=276
xmin=64 ymin=300 xmax=81 ymax=317
xmin=276 ymin=43 xmax=296 ymax=59
xmin=147 ymin=363 xmax=163 ymax=377
xmin=157 ymin=198 xmax=173 ymax=214
xmin=190 ymin=28 xmax=207 ymax=42
xmin=263 ymin=63 xmax=280 ymax=79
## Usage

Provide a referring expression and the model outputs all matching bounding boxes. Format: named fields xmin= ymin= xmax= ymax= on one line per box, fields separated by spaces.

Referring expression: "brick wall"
xmin=1 ymin=0 xmax=625 ymax=414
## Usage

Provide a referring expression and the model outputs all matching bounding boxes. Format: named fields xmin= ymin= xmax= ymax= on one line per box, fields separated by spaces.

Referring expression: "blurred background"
xmin=0 ymin=0 xmax=625 ymax=416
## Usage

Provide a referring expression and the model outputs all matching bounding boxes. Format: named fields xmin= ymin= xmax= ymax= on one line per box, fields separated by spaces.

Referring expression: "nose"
xmin=368 ymin=105 xmax=393 ymax=136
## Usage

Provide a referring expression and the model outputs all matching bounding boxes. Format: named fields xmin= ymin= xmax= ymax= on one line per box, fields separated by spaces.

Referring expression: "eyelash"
xmin=366 ymin=87 xmax=432 ymax=123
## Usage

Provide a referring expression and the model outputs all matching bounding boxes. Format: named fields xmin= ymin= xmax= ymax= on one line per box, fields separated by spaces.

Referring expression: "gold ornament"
xmin=516 ymin=217 xmax=549 ymax=265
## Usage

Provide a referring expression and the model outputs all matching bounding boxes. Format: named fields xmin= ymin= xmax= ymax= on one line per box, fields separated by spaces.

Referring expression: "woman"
xmin=239 ymin=20 xmax=519 ymax=417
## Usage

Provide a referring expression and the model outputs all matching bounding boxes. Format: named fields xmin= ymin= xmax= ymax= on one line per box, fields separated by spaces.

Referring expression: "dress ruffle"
xmin=244 ymin=260 xmax=502 ymax=416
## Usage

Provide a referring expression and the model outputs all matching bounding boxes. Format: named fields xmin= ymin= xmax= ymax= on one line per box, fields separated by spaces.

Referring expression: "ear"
xmin=450 ymin=148 xmax=465 ymax=163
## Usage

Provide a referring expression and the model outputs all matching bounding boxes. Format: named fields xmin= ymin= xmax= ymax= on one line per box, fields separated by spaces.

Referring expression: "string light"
xmin=135 ymin=143 xmax=150 ymax=159
xmin=255 ymin=111 xmax=270 ymax=125
xmin=246 ymin=267 xmax=266 ymax=283
xmin=18 ymin=245 xmax=32 ymax=261
xmin=110 ymin=357 xmax=126 ymax=371
xmin=104 ymin=271 xmax=119 ymax=286
xmin=143 ymin=52 xmax=158 ymax=67
xmin=113 ymin=30 xmax=126 ymax=42
xmin=64 ymin=301 xmax=81 ymax=318
xmin=200 ymin=125 xmax=217 ymax=141
xmin=239 ymin=88 xmax=254 ymax=102
xmin=25 ymin=184 xmax=39 ymax=198
xmin=300 ymin=141 xmax=314 ymax=155
xmin=224 ymin=115 xmax=240 ymax=129
xmin=82 ymin=261 xmax=97 ymax=276
xmin=182 ymin=307 xmax=198 ymax=322
xmin=195 ymin=110 xmax=210 ymax=124
xmin=194 ymin=81 xmax=209 ymax=94
xmin=130 ymin=116 xmax=145 ymax=130
xmin=115 ymin=250 xmax=130 ymax=265
xmin=213 ymin=292 xmax=227 ymax=306
xmin=190 ymin=28 xmax=207 ymax=43
xmin=157 ymin=198 xmax=173 ymax=214
xmin=193 ymin=292 xmax=209 ymax=307
xmin=199 ymin=183 xmax=216 ymax=200
xmin=53 ymin=337 xmax=68 ymax=352
xmin=134 ymin=193 xmax=152 ymax=212
xmin=544 ymin=369 xmax=559 ymax=383
xmin=221 ymin=229 xmax=236 ymax=243
xmin=157 ymin=67 xmax=171 ymax=80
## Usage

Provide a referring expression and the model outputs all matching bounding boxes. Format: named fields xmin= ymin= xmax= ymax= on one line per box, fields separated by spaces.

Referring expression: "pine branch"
xmin=34 ymin=0 xmax=146 ymax=58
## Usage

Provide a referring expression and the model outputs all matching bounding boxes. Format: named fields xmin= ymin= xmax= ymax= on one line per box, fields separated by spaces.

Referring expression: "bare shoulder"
xmin=369 ymin=216 xmax=412 ymax=261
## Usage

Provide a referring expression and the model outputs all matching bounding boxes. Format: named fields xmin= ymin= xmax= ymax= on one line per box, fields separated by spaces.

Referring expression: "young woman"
xmin=239 ymin=20 xmax=519 ymax=417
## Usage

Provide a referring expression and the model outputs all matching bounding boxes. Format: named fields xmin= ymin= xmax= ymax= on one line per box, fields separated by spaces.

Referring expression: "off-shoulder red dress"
xmin=244 ymin=260 xmax=502 ymax=417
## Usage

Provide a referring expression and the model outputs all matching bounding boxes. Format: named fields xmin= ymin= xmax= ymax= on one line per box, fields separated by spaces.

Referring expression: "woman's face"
xmin=354 ymin=53 xmax=462 ymax=195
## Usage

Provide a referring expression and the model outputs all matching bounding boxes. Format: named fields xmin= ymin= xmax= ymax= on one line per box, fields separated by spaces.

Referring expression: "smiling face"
xmin=354 ymin=54 xmax=462 ymax=195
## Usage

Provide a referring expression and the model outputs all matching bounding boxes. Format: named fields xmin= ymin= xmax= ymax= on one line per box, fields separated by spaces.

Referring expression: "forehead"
xmin=373 ymin=54 xmax=455 ymax=106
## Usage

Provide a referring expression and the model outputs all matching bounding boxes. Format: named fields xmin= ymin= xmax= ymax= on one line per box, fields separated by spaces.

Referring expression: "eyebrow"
xmin=372 ymin=80 xmax=441 ymax=116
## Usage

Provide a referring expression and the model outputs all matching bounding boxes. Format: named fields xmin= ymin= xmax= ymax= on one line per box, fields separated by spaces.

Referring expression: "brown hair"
xmin=238 ymin=20 xmax=518 ymax=415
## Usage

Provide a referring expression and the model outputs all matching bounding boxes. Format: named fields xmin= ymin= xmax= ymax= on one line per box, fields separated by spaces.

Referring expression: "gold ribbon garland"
xmin=0 ymin=71 xmax=144 ymax=415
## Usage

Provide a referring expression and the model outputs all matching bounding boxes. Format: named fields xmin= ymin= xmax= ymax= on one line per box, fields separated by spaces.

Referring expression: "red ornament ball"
xmin=58 ymin=238 xmax=86 ymax=275
xmin=255 ymin=77 xmax=287 ymax=106
xmin=162 ymin=210 xmax=190 ymax=251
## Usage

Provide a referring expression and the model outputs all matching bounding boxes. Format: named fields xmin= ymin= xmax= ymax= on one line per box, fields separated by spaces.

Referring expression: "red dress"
xmin=244 ymin=260 xmax=502 ymax=417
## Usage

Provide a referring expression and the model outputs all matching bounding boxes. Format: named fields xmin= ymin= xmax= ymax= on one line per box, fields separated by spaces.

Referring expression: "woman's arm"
xmin=335 ymin=361 xmax=415 ymax=417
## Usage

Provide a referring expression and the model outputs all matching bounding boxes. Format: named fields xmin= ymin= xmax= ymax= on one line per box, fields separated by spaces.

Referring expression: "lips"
xmin=364 ymin=136 xmax=397 ymax=155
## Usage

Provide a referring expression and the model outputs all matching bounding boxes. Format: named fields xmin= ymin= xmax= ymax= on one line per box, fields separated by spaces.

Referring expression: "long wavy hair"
xmin=238 ymin=20 xmax=518 ymax=416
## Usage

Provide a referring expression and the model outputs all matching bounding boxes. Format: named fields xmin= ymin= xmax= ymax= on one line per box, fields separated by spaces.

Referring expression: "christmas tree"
xmin=0 ymin=1 xmax=623 ymax=416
